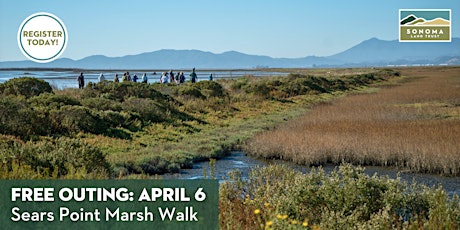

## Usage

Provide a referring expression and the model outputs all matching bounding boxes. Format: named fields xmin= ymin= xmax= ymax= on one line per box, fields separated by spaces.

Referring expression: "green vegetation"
xmin=0 ymin=77 xmax=52 ymax=98
xmin=0 ymin=69 xmax=399 ymax=178
xmin=220 ymin=164 xmax=460 ymax=229
xmin=1 ymin=68 xmax=458 ymax=228
xmin=0 ymin=137 xmax=110 ymax=179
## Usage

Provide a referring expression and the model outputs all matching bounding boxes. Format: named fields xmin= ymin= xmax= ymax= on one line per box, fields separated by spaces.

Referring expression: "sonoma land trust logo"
xmin=399 ymin=9 xmax=451 ymax=42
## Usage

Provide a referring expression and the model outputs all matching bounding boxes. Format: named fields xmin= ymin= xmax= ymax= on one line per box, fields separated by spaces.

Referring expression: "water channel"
xmin=163 ymin=151 xmax=460 ymax=196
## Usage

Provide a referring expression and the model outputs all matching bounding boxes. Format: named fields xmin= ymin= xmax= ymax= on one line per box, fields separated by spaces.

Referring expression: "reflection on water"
xmin=163 ymin=151 xmax=460 ymax=196
xmin=0 ymin=70 xmax=288 ymax=89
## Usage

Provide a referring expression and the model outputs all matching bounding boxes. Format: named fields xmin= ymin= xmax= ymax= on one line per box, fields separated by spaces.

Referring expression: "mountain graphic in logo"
xmin=400 ymin=14 xmax=450 ymax=26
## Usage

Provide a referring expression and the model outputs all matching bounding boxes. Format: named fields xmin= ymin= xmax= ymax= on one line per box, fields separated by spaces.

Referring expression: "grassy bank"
xmin=245 ymin=67 xmax=460 ymax=176
xmin=0 ymin=68 xmax=397 ymax=178
xmin=220 ymin=164 xmax=460 ymax=229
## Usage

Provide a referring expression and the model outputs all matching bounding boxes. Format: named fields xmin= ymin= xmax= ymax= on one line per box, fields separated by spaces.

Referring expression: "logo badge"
xmin=17 ymin=12 xmax=68 ymax=63
xmin=399 ymin=9 xmax=451 ymax=42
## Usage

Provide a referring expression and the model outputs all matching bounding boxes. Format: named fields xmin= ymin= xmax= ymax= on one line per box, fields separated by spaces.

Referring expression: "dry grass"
xmin=245 ymin=67 xmax=460 ymax=176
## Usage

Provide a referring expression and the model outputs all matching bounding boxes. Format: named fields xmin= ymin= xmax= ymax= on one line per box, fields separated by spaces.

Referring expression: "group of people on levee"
xmin=77 ymin=68 xmax=213 ymax=88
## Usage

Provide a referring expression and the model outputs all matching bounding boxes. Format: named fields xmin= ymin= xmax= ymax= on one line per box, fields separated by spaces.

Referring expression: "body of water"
xmin=0 ymin=69 xmax=288 ymax=89
xmin=163 ymin=151 xmax=460 ymax=196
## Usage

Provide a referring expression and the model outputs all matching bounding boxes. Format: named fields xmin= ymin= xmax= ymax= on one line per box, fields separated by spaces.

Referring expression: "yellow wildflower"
xmin=264 ymin=202 xmax=270 ymax=207
xmin=312 ymin=224 xmax=321 ymax=230
xmin=282 ymin=214 xmax=288 ymax=219
xmin=276 ymin=214 xmax=283 ymax=219
xmin=291 ymin=220 xmax=298 ymax=225
xmin=302 ymin=221 xmax=308 ymax=227
xmin=266 ymin=221 xmax=273 ymax=227
xmin=254 ymin=209 xmax=261 ymax=215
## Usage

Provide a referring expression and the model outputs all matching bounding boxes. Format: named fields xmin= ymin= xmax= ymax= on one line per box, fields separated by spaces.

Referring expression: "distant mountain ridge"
xmin=1 ymin=37 xmax=459 ymax=69
xmin=329 ymin=37 xmax=459 ymax=64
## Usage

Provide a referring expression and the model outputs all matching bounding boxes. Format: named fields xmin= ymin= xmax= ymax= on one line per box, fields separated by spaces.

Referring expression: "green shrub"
xmin=29 ymin=92 xmax=81 ymax=109
xmin=230 ymin=77 xmax=250 ymax=90
xmin=329 ymin=78 xmax=348 ymax=91
xmin=177 ymin=85 xmax=205 ymax=99
xmin=280 ymin=75 xmax=329 ymax=96
xmin=304 ymin=76 xmax=329 ymax=93
xmin=244 ymin=80 xmax=271 ymax=98
xmin=0 ymin=77 xmax=52 ymax=98
xmin=37 ymin=138 xmax=111 ymax=177
xmin=50 ymin=105 xmax=108 ymax=134
xmin=220 ymin=164 xmax=460 ymax=229
xmin=83 ymin=81 xmax=166 ymax=102
xmin=138 ymin=155 xmax=173 ymax=174
xmin=244 ymin=81 xmax=271 ymax=98
xmin=81 ymin=97 xmax=122 ymax=111
xmin=345 ymin=73 xmax=381 ymax=86
xmin=113 ymin=155 xmax=177 ymax=175
xmin=195 ymin=81 xmax=227 ymax=98
xmin=0 ymin=137 xmax=110 ymax=178
xmin=266 ymin=78 xmax=283 ymax=88
xmin=100 ymin=110 xmax=126 ymax=127
xmin=121 ymin=98 xmax=167 ymax=123
xmin=279 ymin=79 xmax=306 ymax=97
xmin=0 ymin=96 xmax=45 ymax=138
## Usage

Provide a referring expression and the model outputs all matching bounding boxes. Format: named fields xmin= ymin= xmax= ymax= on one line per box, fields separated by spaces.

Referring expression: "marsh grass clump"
xmin=245 ymin=68 xmax=460 ymax=176
xmin=219 ymin=164 xmax=460 ymax=229
xmin=0 ymin=136 xmax=110 ymax=179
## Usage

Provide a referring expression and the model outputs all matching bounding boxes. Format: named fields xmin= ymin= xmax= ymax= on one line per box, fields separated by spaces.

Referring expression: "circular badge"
xmin=17 ymin=12 xmax=68 ymax=63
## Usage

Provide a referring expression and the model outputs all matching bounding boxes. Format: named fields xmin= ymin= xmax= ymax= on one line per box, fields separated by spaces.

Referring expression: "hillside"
xmin=1 ymin=38 xmax=459 ymax=68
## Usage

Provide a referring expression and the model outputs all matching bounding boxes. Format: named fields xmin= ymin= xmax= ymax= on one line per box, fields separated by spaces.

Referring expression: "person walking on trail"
xmin=77 ymin=72 xmax=85 ymax=89
xmin=190 ymin=68 xmax=197 ymax=83
xmin=160 ymin=72 xmax=169 ymax=84
xmin=175 ymin=72 xmax=180 ymax=84
xmin=133 ymin=74 xmax=138 ymax=82
xmin=142 ymin=73 xmax=148 ymax=83
xmin=98 ymin=73 xmax=105 ymax=82
xmin=209 ymin=73 xmax=213 ymax=81
xmin=114 ymin=74 xmax=119 ymax=83
xmin=179 ymin=72 xmax=185 ymax=84
xmin=169 ymin=70 xmax=175 ymax=83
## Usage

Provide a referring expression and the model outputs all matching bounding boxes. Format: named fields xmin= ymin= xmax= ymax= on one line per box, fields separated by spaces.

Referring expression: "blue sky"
xmin=1 ymin=0 xmax=459 ymax=61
